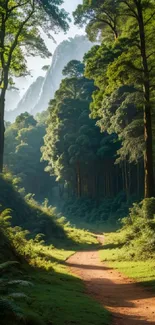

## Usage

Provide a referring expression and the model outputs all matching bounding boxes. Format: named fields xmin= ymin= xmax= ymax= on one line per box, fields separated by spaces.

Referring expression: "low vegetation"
xmin=100 ymin=199 xmax=155 ymax=289
xmin=0 ymin=203 xmax=110 ymax=325
xmin=62 ymin=195 xmax=131 ymax=232
xmin=1 ymin=0 xmax=155 ymax=323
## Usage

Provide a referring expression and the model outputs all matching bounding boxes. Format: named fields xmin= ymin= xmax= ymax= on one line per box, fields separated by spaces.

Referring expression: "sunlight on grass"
xmin=100 ymin=232 xmax=155 ymax=291
xmin=20 ymin=243 xmax=111 ymax=325
xmin=64 ymin=225 xmax=99 ymax=247
xmin=0 ymin=205 xmax=111 ymax=325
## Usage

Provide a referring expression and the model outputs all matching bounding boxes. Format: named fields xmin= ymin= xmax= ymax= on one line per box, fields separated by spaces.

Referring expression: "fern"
xmin=0 ymin=297 xmax=25 ymax=324
xmin=0 ymin=208 xmax=12 ymax=218
xmin=0 ymin=209 xmax=12 ymax=228
xmin=0 ymin=261 xmax=19 ymax=273
xmin=8 ymin=280 xmax=33 ymax=287
xmin=0 ymin=260 xmax=34 ymax=324
xmin=8 ymin=292 xmax=28 ymax=299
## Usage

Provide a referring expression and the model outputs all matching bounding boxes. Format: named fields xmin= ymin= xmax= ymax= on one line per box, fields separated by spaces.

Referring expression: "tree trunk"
xmin=0 ymin=89 xmax=5 ymax=172
xmin=77 ymin=161 xmax=81 ymax=198
xmin=143 ymin=98 xmax=154 ymax=197
xmin=124 ymin=160 xmax=129 ymax=201
xmin=136 ymin=2 xmax=154 ymax=197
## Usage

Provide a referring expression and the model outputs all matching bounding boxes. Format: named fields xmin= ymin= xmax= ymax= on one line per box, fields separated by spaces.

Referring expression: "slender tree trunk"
xmin=124 ymin=160 xmax=129 ymax=201
xmin=143 ymin=90 xmax=154 ymax=197
xmin=77 ymin=161 xmax=81 ymax=198
xmin=136 ymin=1 xmax=154 ymax=197
xmin=137 ymin=163 xmax=140 ymax=198
xmin=116 ymin=164 xmax=119 ymax=195
xmin=122 ymin=162 xmax=125 ymax=192
xmin=0 ymin=89 xmax=6 ymax=172
xmin=0 ymin=11 xmax=6 ymax=173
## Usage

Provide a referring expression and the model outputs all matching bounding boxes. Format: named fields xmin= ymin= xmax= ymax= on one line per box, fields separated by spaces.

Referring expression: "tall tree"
xmin=77 ymin=0 xmax=155 ymax=198
xmin=42 ymin=60 xmax=140 ymax=201
xmin=73 ymin=0 xmax=119 ymax=41
xmin=123 ymin=0 xmax=155 ymax=198
xmin=4 ymin=112 xmax=55 ymax=200
xmin=0 ymin=0 xmax=69 ymax=172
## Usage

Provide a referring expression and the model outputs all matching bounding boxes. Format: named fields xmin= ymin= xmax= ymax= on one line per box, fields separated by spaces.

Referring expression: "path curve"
xmin=67 ymin=235 xmax=155 ymax=325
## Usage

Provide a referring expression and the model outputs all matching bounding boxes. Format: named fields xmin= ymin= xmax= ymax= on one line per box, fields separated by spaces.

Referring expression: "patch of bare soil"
xmin=67 ymin=236 xmax=155 ymax=325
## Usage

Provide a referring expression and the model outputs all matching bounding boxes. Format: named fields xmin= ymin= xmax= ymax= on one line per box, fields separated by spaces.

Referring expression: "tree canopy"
xmin=75 ymin=0 xmax=155 ymax=198
xmin=0 ymin=0 xmax=70 ymax=172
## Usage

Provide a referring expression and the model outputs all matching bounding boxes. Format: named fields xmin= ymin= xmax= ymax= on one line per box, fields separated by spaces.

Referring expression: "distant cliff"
xmin=32 ymin=35 xmax=93 ymax=115
xmin=5 ymin=35 xmax=92 ymax=121
xmin=5 ymin=77 xmax=44 ymax=122
xmin=5 ymin=89 xmax=20 ymax=112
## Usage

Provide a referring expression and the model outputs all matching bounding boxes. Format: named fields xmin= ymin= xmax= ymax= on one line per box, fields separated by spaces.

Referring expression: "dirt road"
xmin=67 ymin=236 xmax=155 ymax=324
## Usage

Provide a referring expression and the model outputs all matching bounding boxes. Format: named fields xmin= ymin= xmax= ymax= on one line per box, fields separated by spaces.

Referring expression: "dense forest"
xmin=1 ymin=1 xmax=155 ymax=325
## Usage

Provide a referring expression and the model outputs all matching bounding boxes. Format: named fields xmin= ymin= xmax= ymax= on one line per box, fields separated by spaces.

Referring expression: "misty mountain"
xmin=32 ymin=35 xmax=93 ymax=115
xmin=5 ymin=89 xmax=20 ymax=112
xmin=5 ymin=77 xmax=44 ymax=122
xmin=5 ymin=35 xmax=93 ymax=122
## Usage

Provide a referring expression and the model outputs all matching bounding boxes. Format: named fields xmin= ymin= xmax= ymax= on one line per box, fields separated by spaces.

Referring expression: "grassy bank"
xmin=0 ymin=214 xmax=110 ymax=325
xmin=100 ymin=231 xmax=155 ymax=290
xmin=99 ymin=200 xmax=155 ymax=290
xmin=19 ymin=245 xmax=111 ymax=325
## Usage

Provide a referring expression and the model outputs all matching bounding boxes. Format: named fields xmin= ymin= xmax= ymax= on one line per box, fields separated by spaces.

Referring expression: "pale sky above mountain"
xmin=16 ymin=0 xmax=83 ymax=95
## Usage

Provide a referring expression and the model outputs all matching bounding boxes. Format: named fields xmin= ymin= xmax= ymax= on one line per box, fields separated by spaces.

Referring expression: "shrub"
xmin=142 ymin=198 xmax=155 ymax=219
xmin=0 ymin=261 xmax=38 ymax=325
xmin=0 ymin=175 xmax=66 ymax=242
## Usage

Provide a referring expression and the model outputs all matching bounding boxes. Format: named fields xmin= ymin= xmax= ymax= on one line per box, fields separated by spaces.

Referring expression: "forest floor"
xmin=67 ymin=235 xmax=155 ymax=325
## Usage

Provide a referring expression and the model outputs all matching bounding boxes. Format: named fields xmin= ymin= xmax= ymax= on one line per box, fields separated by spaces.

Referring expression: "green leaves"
xmin=73 ymin=0 xmax=119 ymax=41
xmin=0 ymin=0 xmax=69 ymax=89
xmin=4 ymin=113 xmax=55 ymax=200
xmin=42 ymin=60 xmax=105 ymax=193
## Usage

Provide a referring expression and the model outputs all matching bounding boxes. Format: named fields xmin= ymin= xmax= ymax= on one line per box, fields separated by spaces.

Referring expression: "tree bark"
xmin=136 ymin=0 xmax=154 ymax=197
xmin=0 ymin=3 xmax=35 ymax=173
xmin=0 ymin=89 xmax=6 ymax=172
xmin=77 ymin=161 xmax=81 ymax=198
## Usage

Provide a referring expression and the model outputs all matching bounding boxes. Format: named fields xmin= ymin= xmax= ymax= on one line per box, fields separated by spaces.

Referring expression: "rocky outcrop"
xmin=32 ymin=35 xmax=92 ymax=115
xmin=5 ymin=89 xmax=20 ymax=112
xmin=5 ymin=35 xmax=92 ymax=121
xmin=5 ymin=77 xmax=44 ymax=122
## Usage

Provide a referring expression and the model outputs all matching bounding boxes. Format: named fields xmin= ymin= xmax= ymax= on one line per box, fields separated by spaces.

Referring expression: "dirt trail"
xmin=67 ymin=235 xmax=155 ymax=325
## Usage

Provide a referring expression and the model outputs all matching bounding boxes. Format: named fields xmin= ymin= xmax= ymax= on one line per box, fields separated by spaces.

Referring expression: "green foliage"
xmin=77 ymin=0 xmax=155 ymax=200
xmin=42 ymin=59 xmax=129 ymax=202
xmin=0 ymin=204 xmax=110 ymax=325
xmin=62 ymin=60 xmax=85 ymax=78
xmin=100 ymin=199 xmax=155 ymax=262
xmin=4 ymin=112 xmax=55 ymax=201
xmin=0 ymin=259 xmax=34 ymax=325
xmin=0 ymin=0 xmax=70 ymax=88
xmin=0 ymin=261 xmax=19 ymax=273
xmin=73 ymin=0 xmax=119 ymax=41
xmin=62 ymin=193 xmax=134 ymax=229
xmin=142 ymin=198 xmax=155 ymax=219
xmin=0 ymin=297 xmax=24 ymax=325
xmin=0 ymin=174 xmax=66 ymax=242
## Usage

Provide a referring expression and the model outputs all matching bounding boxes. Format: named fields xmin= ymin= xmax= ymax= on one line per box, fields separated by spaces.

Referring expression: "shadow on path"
xmin=67 ymin=250 xmax=155 ymax=325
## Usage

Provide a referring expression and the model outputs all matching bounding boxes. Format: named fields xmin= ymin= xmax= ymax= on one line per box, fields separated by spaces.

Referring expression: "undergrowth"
xmin=100 ymin=198 xmax=155 ymax=289
xmin=61 ymin=194 xmax=132 ymax=232
xmin=0 ymin=174 xmax=68 ymax=243
xmin=0 ymin=208 xmax=110 ymax=325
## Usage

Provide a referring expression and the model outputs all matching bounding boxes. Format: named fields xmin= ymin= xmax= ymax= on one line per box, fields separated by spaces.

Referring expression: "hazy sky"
xmin=16 ymin=0 xmax=83 ymax=95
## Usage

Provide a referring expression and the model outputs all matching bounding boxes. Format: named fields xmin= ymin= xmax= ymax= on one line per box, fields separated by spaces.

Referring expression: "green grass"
xmin=15 ymin=245 xmax=111 ymax=325
xmin=64 ymin=224 xmax=99 ymax=248
xmin=1 ymin=222 xmax=110 ymax=325
xmin=63 ymin=217 xmax=119 ymax=234
xmin=100 ymin=231 xmax=155 ymax=291
xmin=0 ymin=175 xmax=111 ymax=325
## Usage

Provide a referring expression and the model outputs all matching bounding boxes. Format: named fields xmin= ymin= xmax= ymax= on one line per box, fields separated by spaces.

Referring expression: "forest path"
xmin=66 ymin=235 xmax=155 ymax=325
